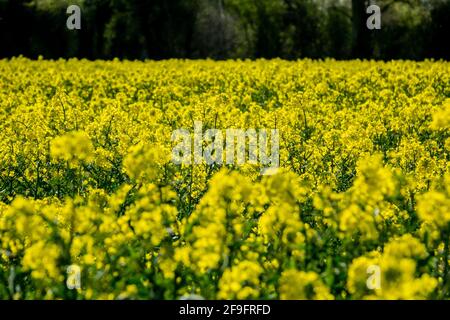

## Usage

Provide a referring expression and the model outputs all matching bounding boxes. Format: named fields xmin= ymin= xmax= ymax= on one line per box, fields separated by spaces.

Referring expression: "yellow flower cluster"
xmin=347 ymin=235 xmax=437 ymax=299
xmin=0 ymin=57 xmax=449 ymax=299
xmin=218 ymin=261 xmax=263 ymax=299
xmin=279 ymin=270 xmax=334 ymax=300
xmin=50 ymin=131 xmax=95 ymax=167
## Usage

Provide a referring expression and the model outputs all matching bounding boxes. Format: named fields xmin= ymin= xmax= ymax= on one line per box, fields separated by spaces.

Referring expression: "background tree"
xmin=0 ymin=0 xmax=448 ymax=60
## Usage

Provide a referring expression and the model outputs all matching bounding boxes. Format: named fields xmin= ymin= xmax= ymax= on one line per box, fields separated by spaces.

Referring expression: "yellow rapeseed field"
xmin=0 ymin=57 xmax=449 ymax=299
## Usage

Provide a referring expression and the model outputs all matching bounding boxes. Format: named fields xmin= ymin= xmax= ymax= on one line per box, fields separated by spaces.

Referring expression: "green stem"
xmin=442 ymin=229 xmax=449 ymax=299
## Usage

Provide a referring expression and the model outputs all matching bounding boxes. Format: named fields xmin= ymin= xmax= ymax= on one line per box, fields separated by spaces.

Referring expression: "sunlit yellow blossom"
xmin=218 ymin=261 xmax=263 ymax=299
xmin=50 ymin=131 xmax=94 ymax=167
xmin=279 ymin=270 xmax=333 ymax=300
xmin=0 ymin=58 xmax=449 ymax=299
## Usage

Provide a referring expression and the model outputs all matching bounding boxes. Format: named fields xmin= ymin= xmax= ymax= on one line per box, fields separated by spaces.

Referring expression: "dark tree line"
xmin=0 ymin=0 xmax=449 ymax=60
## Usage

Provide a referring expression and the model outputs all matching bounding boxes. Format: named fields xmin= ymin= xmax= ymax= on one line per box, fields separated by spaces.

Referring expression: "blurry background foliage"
xmin=0 ymin=0 xmax=449 ymax=60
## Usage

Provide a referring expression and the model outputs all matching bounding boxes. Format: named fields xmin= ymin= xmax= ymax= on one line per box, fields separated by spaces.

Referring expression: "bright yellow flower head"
xmin=50 ymin=131 xmax=94 ymax=167
xmin=279 ymin=270 xmax=333 ymax=300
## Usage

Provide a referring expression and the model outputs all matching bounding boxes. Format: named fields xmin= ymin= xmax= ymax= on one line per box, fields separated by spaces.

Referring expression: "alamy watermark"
xmin=367 ymin=4 xmax=381 ymax=30
xmin=65 ymin=4 xmax=379 ymax=32
xmin=366 ymin=264 xmax=381 ymax=290
xmin=171 ymin=121 xmax=279 ymax=175
xmin=66 ymin=264 xmax=81 ymax=290
xmin=67 ymin=5 xmax=81 ymax=30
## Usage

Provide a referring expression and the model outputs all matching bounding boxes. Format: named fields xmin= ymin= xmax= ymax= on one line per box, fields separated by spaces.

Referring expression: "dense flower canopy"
xmin=0 ymin=58 xmax=449 ymax=299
